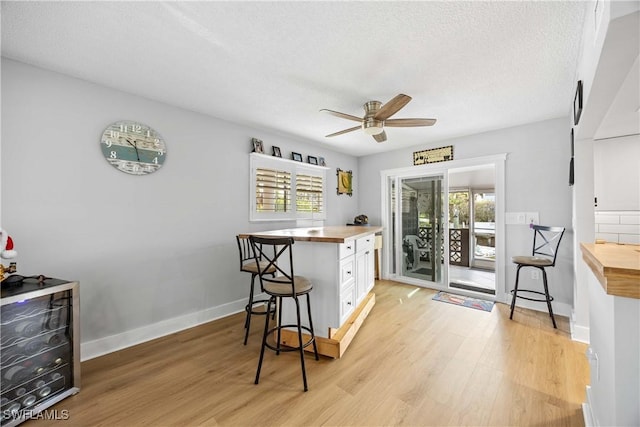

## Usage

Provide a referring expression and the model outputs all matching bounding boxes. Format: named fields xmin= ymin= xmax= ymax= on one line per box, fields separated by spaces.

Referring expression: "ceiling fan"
xmin=321 ymin=94 xmax=436 ymax=143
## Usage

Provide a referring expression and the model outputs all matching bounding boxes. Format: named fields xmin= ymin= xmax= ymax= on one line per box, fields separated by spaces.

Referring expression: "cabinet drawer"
xmin=340 ymin=285 xmax=356 ymax=321
xmin=356 ymin=235 xmax=375 ymax=253
xmin=339 ymin=240 xmax=356 ymax=259
xmin=340 ymin=256 xmax=355 ymax=288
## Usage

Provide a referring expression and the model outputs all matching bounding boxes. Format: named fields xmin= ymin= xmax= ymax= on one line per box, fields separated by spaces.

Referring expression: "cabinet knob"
xmin=347 ymin=245 xmax=352 ymax=250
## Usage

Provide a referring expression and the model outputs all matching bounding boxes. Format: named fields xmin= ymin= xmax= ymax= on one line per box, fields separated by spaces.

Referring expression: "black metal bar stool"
xmin=249 ymin=235 xmax=319 ymax=392
xmin=236 ymin=235 xmax=276 ymax=345
xmin=509 ymin=225 xmax=565 ymax=328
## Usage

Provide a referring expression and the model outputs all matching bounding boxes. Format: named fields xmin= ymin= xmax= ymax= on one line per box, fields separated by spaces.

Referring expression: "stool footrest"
xmin=265 ymin=324 xmax=315 ymax=352
xmin=246 ymin=299 xmax=276 ymax=316
xmin=510 ymin=289 xmax=554 ymax=303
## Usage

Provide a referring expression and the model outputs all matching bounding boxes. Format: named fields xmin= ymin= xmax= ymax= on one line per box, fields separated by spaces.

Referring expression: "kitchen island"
xmin=239 ymin=226 xmax=382 ymax=358
xmin=580 ymin=242 xmax=639 ymax=426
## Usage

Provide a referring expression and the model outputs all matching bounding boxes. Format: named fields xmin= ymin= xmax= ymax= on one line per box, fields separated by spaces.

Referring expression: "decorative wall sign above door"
xmin=413 ymin=145 xmax=454 ymax=165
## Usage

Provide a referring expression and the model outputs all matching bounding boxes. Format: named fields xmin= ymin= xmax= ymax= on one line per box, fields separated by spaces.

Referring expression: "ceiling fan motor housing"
xmin=362 ymin=101 xmax=384 ymax=135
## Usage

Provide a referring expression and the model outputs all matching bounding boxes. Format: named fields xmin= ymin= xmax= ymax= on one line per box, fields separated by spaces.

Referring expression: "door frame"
xmin=380 ymin=154 xmax=507 ymax=302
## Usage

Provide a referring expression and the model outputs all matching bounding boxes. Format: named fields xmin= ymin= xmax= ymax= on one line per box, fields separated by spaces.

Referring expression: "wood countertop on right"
xmin=580 ymin=242 xmax=640 ymax=299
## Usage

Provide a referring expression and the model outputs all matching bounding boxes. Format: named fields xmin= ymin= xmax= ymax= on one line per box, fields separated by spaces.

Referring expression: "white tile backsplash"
xmin=599 ymin=223 xmax=640 ymax=234
xmin=619 ymin=234 xmax=640 ymax=245
xmin=595 ymin=211 xmax=640 ymax=244
xmin=595 ymin=232 xmax=619 ymax=243
xmin=594 ymin=214 xmax=620 ymax=224
xmin=620 ymin=214 xmax=640 ymax=225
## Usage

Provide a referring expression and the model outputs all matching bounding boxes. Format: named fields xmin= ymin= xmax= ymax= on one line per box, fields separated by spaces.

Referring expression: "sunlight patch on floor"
xmin=407 ymin=288 xmax=421 ymax=298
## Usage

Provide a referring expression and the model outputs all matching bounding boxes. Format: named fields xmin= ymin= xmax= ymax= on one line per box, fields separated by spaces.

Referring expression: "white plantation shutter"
xmin=296 ymin=173 xmax=323 ymax=214
xmin=250 ymin=153 xmax=327 ymax=221
xmin=256 ymin=167 xmax=291 ymax=213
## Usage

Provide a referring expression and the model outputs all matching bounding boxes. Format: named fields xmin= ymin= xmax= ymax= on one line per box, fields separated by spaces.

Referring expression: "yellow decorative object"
xmin=337 ymin=168 xmax=353 ymax=196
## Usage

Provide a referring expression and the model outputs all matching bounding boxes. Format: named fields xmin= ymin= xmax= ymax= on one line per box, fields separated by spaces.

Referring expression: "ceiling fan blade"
xmin=374 ymin=94 xmax=412 ymax=121
xmin=325 ymin=125 xmax=361 ymax=137
xmin=384 ymin=118 xmax=437 ymax=127
xmin=320 ymin=109 xmax=363 ymax=122
xmin=373 ymin=131 xmax=387 ymax=143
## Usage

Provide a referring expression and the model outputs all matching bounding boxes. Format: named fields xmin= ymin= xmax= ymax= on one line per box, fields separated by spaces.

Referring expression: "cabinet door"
xmin=594 ymin=135 xmax=640 ymax=211
xmin=355 ymin=251 xmax=366 ymax=303
xmin=365 ymin=248 xmax=375 ymax=293
xmin=340 ymin=256 xmax=355 ymax=289
xmin=340 ymin=284 xmax=356 ymax=323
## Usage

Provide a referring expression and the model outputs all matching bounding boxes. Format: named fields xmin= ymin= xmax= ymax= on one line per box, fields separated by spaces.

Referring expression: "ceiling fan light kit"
xmin=362 ymin=119 xmax=384 ymax=135
xmin=322 ymin=94 xmax=436 ymax=143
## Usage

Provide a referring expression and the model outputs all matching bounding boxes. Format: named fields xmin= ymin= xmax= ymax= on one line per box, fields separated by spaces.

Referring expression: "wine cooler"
xmin=1 ymin=279 xmax=80 ymax=426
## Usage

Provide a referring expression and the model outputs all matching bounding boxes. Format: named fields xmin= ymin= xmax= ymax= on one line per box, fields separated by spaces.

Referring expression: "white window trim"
xmin=249 ymin=152 xmax=329 ymax=222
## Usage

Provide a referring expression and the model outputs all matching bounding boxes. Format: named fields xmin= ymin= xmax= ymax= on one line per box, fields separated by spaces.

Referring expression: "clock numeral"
xmin=157 ymin=149 xmax=164 ymax=156
xmin=105 ymin=140 xmax=113 ymax=148
xmin=146 ymin=130 xmax=151 ymax=137
xmin=132 ymin=124 xmax=142 ymax=133
xmin=133 ymin=164 xmax=140 ymax=171
xmin=153 ymin=157 xmax=158 ymax=164
xmin=109 ymin=130 xmax=120 ymax=139
xmin=153 ymin=138 xmax=160 ymax=146
xmin=119 ymin=124 xmax=127 ymax=132
xmin=110 ymin=151 xmax=117 ymax=159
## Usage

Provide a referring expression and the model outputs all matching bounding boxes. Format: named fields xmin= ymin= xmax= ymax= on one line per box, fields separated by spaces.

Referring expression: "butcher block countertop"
xmin=581 ymin=242 xmax=640 ymax=299
xmin=239 ymin=226 xmax=383 ymax=244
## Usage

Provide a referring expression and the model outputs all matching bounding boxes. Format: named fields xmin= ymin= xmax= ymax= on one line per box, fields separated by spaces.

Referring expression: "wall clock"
xmin=100 ymin=120 xmax=167 ymax=175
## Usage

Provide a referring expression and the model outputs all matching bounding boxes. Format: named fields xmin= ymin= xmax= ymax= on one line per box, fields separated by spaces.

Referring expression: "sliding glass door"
xmin=397 ymin=174 xmax=445 ymax=286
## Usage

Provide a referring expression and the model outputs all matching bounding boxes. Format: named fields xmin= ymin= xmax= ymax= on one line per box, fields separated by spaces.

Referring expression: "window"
xmin=256 ymin=167 xmax=291 ymax=213
xmin=296 ymin=173 xmax=323 ymax=214
xmin=250 ymin=153 xmax=327 ymax=221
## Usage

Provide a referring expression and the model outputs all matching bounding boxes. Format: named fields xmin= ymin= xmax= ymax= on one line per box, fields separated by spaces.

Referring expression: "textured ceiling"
xmin=1 ymin=1 xmax=588 ymax=157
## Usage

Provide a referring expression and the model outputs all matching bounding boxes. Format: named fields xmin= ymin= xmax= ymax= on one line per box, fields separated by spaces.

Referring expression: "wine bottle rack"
xmin=1 ymin=279 xmax=79 ymax=427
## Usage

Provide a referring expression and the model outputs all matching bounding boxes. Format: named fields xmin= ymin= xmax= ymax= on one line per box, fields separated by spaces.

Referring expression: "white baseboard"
xmin=570 ymin=311 xmax=590 ymax=343
xmin=583 ymin=386 xmax=596 ymax=427
xmin=80 ymin=294 xmax=267 ymax=361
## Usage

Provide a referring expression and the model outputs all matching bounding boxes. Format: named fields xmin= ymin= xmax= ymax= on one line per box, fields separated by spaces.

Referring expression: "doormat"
xmin=412 ymin=268 xmax=432 ymax=275
xmin=432 ymin=291 xmax=494 ymax=312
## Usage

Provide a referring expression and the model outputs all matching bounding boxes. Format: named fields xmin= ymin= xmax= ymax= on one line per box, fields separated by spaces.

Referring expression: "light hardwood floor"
xmin=35 ymin=280 xmax=588 ymax=426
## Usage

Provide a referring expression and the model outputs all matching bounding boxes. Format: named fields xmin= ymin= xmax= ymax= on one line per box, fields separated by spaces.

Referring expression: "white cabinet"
xmin=278 ymin=231 xmax=378 ymax=339
xmin=593 ymin=135 xmax=640 ymax=211
xmin=355 ymin=235 xmax=375 ymax=304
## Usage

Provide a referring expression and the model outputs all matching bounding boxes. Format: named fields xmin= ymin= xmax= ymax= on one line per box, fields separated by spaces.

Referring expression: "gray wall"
xmin=1 ymin=59 xmax=358 ymax=357
xmin=357 ymin=118 xmax=574 ymax=303
xmin=1 ymin=58 xmax=575 ymax=357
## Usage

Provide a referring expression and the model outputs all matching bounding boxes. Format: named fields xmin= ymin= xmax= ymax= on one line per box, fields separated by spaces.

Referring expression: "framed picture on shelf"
xmin=573 ymin=80 xmax=583 ymax=125
xmin=308 ymin=156 xmax=318 ymax=165
xmin=252 ymin=138 xmax=264 ymax=153
xmin=319 ymin=157 xmax=326 ymax=167
xmin=336 ymin=168 xmax=353 ymax=196
xmin=291 ymin=152 xmax=303 ymax=162
xmin=569 ymin=129 xmax=575 ymax=186
xmin=272 ymin=146 xmax=282 ymax=157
